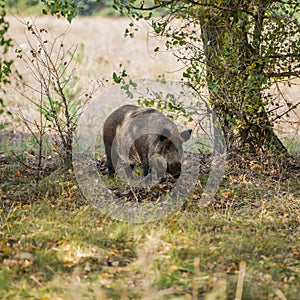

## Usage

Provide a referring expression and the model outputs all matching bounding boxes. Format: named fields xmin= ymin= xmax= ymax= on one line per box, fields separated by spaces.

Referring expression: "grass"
xmin=1 ymin=135 xmax=300 ymax=299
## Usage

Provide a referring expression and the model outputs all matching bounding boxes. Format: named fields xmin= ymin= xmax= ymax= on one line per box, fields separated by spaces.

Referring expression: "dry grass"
xmin=1 ymin=145 xmax=300 ymax=299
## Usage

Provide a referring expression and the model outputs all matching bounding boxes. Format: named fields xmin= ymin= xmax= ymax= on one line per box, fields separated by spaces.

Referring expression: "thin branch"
xmin=266 ymin=71 xmax=300 ymax=78
xmin=16 ymin=105 xmax=39 ymax=143
xmin=273 ymin=100 xmax=300 ymax=122
xmin=129 ymin=0 xmax=255 ymax=17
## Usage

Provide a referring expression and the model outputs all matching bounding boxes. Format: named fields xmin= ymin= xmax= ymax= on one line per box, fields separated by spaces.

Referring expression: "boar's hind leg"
xmin=124 ymin=163 xmax=135 ymax=179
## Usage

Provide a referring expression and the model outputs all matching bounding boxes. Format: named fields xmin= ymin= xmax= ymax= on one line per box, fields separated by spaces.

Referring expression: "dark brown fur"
xmin=103 ymin=104 xmax=191 ymax=179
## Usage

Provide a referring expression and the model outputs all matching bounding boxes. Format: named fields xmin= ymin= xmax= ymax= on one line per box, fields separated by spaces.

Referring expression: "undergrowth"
xmin=0 ymin=139 xmax=300 ymax=299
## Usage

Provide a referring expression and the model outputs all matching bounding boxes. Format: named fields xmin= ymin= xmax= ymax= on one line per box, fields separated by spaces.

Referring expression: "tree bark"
xmin=199 ymin=3 xmax=287 ymax=153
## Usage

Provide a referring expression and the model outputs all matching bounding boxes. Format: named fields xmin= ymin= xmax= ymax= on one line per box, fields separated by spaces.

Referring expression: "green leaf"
xmin=113 ymin=72 xmax=121 ymax=84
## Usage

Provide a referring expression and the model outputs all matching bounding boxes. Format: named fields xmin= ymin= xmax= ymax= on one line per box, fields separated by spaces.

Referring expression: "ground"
xmin=0 ymin=15 xmax=300 ymax=300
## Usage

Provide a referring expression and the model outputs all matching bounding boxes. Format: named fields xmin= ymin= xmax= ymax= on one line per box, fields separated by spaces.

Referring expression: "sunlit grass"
xmin=1 ymin=168 xmax=300 ymax=299
xmin=0 ymin=135 xmax=300 ymax=299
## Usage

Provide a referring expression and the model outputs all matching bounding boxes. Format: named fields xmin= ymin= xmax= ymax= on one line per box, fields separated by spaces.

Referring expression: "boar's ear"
xmin=180 ymin=129 xmax=192 ymax=142
xmin=160 ymin=128 xmax=171 ymax=142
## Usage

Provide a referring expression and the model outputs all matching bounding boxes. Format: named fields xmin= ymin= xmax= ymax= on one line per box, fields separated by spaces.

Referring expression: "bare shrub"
xmin=14 ymin=19 xmax=101 ymax=182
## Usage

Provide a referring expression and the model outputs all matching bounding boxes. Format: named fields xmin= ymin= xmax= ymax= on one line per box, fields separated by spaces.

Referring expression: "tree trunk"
xmin=199 ymin=3 xmax=287 ymax=153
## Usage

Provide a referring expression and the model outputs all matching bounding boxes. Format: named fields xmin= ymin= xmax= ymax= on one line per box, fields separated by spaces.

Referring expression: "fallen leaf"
xmin=13 ymin=171 xmax=21 ymax=178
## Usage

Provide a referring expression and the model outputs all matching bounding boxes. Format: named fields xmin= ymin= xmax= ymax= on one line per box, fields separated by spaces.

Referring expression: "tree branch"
xmin=266 ymin=71 xmax=300 ymax=78
xmin=273 ymin=100 xmax=300 ymax=122
xmin=128 ymin=0 xmax=254 ymax=16
xmin=129 ymin=4 xmax=162 ymax=11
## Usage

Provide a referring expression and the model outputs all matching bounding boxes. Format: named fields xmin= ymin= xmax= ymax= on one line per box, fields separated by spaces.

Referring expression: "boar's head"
xmin=151 ymin=127 xmax=192 ymax=179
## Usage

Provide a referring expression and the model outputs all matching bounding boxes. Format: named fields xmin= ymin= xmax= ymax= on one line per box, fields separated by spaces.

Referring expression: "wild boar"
xmin=103 ymin=104 xmax=191 ymax=180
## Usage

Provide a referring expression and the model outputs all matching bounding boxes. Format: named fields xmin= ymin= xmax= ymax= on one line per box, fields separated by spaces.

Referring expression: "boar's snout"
xmin=167 ymin=162 xmax=182 ymax=179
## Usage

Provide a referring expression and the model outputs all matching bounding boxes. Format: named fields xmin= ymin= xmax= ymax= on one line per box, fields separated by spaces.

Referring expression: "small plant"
xmin=14 ymin=20 xmax=100 ymax=182
xmin=113 ymin=72 xmax=194 ymax=123
xmin=137 ymin=91 xmax=193 ymax=123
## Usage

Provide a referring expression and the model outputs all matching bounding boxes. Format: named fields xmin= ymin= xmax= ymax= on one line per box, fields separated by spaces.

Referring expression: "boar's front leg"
xmin=105 ymin=144 xmax=118 ymax=177
xmin=141 ymin=156 xmax=150 ymax=177
xmin=133 ymin=139 xmax=150 ymax=177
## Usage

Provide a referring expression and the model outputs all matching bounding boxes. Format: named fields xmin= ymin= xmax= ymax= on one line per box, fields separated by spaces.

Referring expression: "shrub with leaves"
xmin=113 ymin=0 xmax=300 ymax=153
xmin=15 ymin=21 xmax=99 ymax=175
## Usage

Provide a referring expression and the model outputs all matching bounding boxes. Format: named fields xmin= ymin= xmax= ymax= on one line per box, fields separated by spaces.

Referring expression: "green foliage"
xmin=112 ymin=69 xmax=139 ymax=99
xmin=0 ymin=0 xmax=13 ymax=122
xmin=41 ymin=0 xmax=85 ymax=22
xmin=137 ymin=90 xmax=193 ymax=122
xmin=5 ymin=0 xmax=114 ymax=17
xmin=112 ymin=69 xmax=127 ymax=84
xmin=113 ymin=72 xmax=193 ymax=122
xmin=113 ymin=0 xmax=300 ymax=153
xmin=41 ymin=0 xmax=109 ymax=21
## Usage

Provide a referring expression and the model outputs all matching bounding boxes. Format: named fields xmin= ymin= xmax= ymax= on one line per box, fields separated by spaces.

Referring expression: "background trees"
xmin=113 ymin=0 xmax=300 ymax=153
xmin=2 ymin=0 xmax=300 ymax=153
